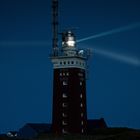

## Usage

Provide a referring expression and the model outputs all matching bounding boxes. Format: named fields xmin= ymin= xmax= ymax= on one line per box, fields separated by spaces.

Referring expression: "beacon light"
xmin=66 ymin=40 xmax=75 ymax=47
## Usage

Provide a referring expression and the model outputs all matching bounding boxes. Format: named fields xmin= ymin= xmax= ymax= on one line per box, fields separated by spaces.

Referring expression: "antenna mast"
xmin=52 ymin=0 xmax=59 ymax=56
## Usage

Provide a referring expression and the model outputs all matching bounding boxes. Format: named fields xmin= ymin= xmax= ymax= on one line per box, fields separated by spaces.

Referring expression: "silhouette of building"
xmin=16 ymin=119 xmax=107 ymax=138
xmin=88 ymin=118 xmax=107 ymax=129
xmin=87 ymin=118 xmax=107 ymax=134
xmin=50 ymin=31 xmax=89 ymax=134
xmin=18 ymin=123 xmax=51 ymax=139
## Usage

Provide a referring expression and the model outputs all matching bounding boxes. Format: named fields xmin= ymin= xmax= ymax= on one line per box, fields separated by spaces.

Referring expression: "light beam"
xmin=82 ymin=44 xmax=140 ymax=67
xmin=77 ymin=22 xmax=140 ymax=43
xmin=0 ymin=41 xmax=50 ymax=46
xmin=94 ymin=48 xmax=140 ymax=66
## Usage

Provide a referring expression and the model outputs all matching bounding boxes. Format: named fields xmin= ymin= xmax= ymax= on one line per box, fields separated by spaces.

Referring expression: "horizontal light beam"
xmin=94 ymin=47 xmax=140 ymax=66
xmin=0 ymin=41 xmax=50 ymax=46
xmin=77 ymin=22 xmax=140 ymax=43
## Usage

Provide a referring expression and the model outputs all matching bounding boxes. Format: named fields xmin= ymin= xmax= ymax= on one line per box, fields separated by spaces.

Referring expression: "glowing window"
xmin=81 ymin=121 xmax=84 ymax=125
xmin=62 ymin=121 xmax=67 ymax=125
xmin=62 ymin=129 xmax=67 ymax=134
xmin=78 ymin=73 xmax=83 ymax=77
xmin=80 ymin=81 xmax=82 ymax=86
xmin=62 ymin=113 xmax=67 ymax=117
xmin=80 ymin=103 xmax=83 ymax=107
xmin=80 ymin=94 xmax=83 ymax=98
xmin=62 ymin=103 xmax=67 ymax=107
xmin=81 ymin=113 xmax=84 ymax=117
xmin=63 ymin=81 xmax=68 ymax=85
xmin=62 ymin=93 xmax=67 ymax=98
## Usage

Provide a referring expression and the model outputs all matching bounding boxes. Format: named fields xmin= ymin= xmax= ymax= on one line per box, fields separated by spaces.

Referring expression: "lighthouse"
xmin=50 ymin=30 xmax=89 ymax=134
xmin=50 ymin=0 xmax=89 ymax=134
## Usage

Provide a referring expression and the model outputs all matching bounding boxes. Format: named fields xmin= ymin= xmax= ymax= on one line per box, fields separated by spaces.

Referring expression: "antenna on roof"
xmin=52 ymin=0 xmax=59 ymax=56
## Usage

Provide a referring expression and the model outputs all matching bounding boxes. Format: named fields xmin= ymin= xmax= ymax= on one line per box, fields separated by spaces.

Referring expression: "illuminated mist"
xmin=77 ymin=22 xmax=140 ymax=43
xmin=93 ymin=47 xmax=140 ymax=66
xmin=0 ymin=41 xmax=140 ymax=66
xmin=0 ymin=41 xmax=49 ymax=46
xmin=0 ymin=22 xmax=140 ymax=66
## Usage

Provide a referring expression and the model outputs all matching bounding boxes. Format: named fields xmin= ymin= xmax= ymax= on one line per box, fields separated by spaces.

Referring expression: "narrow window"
xmin=62 ymin=129 xmax=67 ymax=134
xmin=63 ymin=80 xmax=68 ymax=85
xmin=62 ymin=121 xmax=67 ymax=125
xmin=62 ymin=113 xmax=67 ymax=117
xmin=62 ymin=103 xmax=67 ymax=107
xmin=62 ymin=93 xmax=67 ymax=98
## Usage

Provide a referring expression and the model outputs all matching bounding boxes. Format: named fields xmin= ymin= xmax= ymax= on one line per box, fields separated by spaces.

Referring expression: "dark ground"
xmin=1 ymin=128 xmax=140 ymax=140
xmin=28 ymin=127 xmax=140 ymax=140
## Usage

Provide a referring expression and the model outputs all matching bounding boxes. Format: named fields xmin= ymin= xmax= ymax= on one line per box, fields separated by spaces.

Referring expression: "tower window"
xmin=62 ymin=103 xmax=68 ymax=107
xmin=62 ymin=93 xmax=67 ymax=98
xmin=80 ymin=94 xmax=83 ymax=98
xmin=81 ymin=129 xmax=84 ymax=133
xmin=68 ymin=61 xmax=70 ymax=64
xmin=60 ymin=73 xmax=62 ymax=76
xmin=81 ymin=121 xmax=84 ymax=125
xmin=66 ymin=72 xmax=69 ymax=76
xmin=63 ymin=61 xmax=66 ymax=65
xmin=80 ymin=103 xmax=83 ymax=107
xmin=71 ymin=61 xmax=74 ymax=64
xmin=63 ymin=80 xmax=68 ymax=85
xmin=78 ymin=73 xmax=83 ymax=77
xmin=63 ymin=73 xmax=65 ymax=76
xmin=60 ymin=62 xmax=62 ymax=65
xmin=62 ymin=121 xmax=67 ymax=125
xmin=62 ymin=113 xmax=67 ymax=117
xmin=80 ymin=81 xmax=82 ymax=86
xmin=62 ymin=129 xmax=67 ymax=134
xmin=81 ymin=113 xmax=84 ymax=117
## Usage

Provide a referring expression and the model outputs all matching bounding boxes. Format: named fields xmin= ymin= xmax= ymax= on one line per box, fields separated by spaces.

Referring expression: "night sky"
xmin=0 ymin=0 xmax=140 ymax=133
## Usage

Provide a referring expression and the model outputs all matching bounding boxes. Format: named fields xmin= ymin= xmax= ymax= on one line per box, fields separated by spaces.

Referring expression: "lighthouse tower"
xmin=50 ymin=31 xmax=88 ymax=134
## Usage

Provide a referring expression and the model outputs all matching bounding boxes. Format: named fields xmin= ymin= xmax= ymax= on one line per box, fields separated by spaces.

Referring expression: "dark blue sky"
xmin=0 ymin=0 xmax=140 ymax=133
